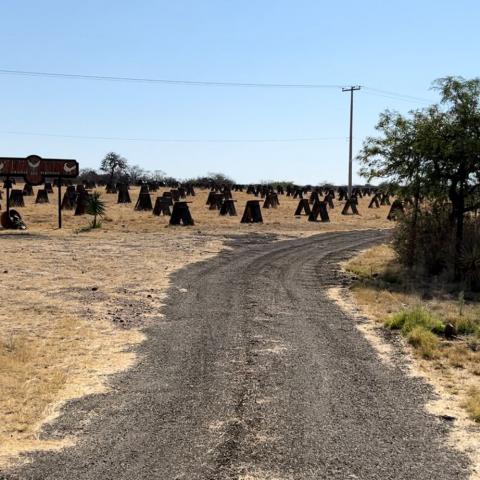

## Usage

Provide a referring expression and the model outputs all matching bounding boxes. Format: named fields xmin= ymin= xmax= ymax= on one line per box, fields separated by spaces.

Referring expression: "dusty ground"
xmin=0 ymin=229 xmax=224 ymax=468
xmin=0 ymin=185 xmax=392 ymax=469
xmin=340 ymin=244 xmax=480 ymax=479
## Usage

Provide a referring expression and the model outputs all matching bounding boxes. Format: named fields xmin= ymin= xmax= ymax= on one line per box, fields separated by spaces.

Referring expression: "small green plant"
xmin=385 ymin=307 xmax=445 ymax=335
xmin=454 ymin=316 xmax=478 ymax=335
xmin=407 ymin=326 xmax=440 ymax=359
xmin=86 ymin=192 xmax=106 ymax=229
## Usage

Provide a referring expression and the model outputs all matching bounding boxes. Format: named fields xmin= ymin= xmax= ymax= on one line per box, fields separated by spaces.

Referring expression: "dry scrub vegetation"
xmin=346 ymin=244 xmax=480 ymax=416
xmin=345 ymin=244 xmax=480 ymax=476
xmin=0 ymin=185 xmax=391 ymax=469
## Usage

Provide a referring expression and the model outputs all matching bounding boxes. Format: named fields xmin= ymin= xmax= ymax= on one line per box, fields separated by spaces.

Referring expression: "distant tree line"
xmin=78 ymin=153 xmax=241 ymax=189
xmin=78 ymin=152 xmax=169 ymax=185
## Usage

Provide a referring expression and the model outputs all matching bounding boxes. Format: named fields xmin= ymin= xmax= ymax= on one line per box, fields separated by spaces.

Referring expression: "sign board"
xmin=0 ymin=155 xmax=79 ymax=185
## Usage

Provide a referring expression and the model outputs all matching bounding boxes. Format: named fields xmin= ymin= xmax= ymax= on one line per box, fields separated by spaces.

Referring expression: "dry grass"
xmin=406 ymin=326 xmax=440 ymax=359
xmin=345 ymin=243 xmax=398 ymax=278
xmin=465 ymin=388 xmax=480 ymax=422
xmin=0 ymin=316 xmax=141 ymax=466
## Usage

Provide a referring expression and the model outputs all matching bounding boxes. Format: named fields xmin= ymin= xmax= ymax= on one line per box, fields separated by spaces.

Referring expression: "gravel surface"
xmin=3 ymin=230 xmax=470 ymax=480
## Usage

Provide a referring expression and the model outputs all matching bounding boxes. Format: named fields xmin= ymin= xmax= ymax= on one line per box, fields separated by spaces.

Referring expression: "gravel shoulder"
xmin=2 ymin=230 xmax=470 ymax=480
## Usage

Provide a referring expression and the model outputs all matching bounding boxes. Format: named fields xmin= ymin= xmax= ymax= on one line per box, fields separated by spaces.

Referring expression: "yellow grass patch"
xmin=0 ymin=316 xmax=141 ymax=467
xmin=344 ymin=243 xmax=397 ymax=278
xmin=465 ymin=388 xmax=480 ymax=422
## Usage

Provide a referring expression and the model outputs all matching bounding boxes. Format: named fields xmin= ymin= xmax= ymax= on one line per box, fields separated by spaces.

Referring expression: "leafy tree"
xmin=86 ymin=191 xmax=106 ymax=228
xmin=421 ymin=77 xmax=480 ymax=277
xmin=358 ymin=110 xmax=432 ymax=266
xmin=358 ymin=76 xmax=480 ymax=279
xmin=100 ymin=152 xmax=128 ymax=185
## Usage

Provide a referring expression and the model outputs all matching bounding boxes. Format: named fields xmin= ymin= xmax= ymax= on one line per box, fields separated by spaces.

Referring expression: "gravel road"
xmin=4 ymin=230 xmax=470 ymax=479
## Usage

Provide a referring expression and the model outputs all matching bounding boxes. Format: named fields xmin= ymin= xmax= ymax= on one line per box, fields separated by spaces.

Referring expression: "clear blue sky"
xmin=0 ymin=0 xmax=478 ymax=184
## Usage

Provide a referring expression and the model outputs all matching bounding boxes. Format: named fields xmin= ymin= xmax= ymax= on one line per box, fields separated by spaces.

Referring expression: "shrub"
xmin=461 ymin=223 xmax=480 ymax=291
xmin=453 ymin=316 xmax=478 ymax=335
xmin=464 ymin=388 xmax=480 ymax=423
xmin=385 ymin=307 xmax=445 ymax=335
xmin=393 ymin=203 xmax=480 ymax=285
xmin=381 ymin=267 xmax=404 ymax=285
xmin=476 ymin=325 xmax=480 ymax=339
xmin=393 ymin=203 xmax=454 ymax=276
xmin=407 ymin=326 xmax=440 ymax=359
xmin=86 ymin=192 xmax=106 ymax=228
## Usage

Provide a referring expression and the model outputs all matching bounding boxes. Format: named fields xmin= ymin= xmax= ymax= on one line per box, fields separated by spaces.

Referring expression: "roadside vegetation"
xmin=348 ymin=76 xmax=480 ymax=423
xmin=346 ymin=243 xmax=480 ymax=421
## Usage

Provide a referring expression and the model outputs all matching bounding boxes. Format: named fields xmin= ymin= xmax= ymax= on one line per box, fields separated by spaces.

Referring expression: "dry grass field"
xmin=0 ymin=185 xmax=392 ymax=469
xmin=11 ymin=185 xmax=392 ymax=235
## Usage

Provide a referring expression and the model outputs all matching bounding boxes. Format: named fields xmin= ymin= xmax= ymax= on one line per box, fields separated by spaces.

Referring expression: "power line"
xmin=0 ymin=68 xmax=436 ymax=104
xmin=363 ymin=87 xmax=434 ymax=104
xmin=0 ymin=130 xmax=349 ymax=143
xmin=0 ymin=68 xmax=344 ymax=89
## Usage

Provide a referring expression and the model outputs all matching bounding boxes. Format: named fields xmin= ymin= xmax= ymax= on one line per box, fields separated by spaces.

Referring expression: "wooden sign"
xmin=0 ymin=155 xmax=79 ymax=185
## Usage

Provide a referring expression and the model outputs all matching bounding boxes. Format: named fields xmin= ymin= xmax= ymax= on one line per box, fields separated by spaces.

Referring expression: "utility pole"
xmin=342 ymin=86 xmax=361 ymax=198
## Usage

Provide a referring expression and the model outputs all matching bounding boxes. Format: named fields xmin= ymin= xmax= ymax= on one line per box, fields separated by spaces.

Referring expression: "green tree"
xmin=421 ymin=77 xmax=480 ymax=278
xmin=100 ymin=152 xmax=128 ymax=185
xmin=86 ymin=192 xmax=106 ymax=228
xmin=357 ymin=110 xmax=432 ymax=267
xmin=358 ymin=76 xmax=480 ymax=279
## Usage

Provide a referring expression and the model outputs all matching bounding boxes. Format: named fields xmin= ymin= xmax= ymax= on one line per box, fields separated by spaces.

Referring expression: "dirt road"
xmin=4 ymin=230 xmax=470 ymax=479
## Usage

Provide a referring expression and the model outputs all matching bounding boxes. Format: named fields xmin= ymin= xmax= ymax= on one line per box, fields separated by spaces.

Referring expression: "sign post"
xmin=0 ymin=155 xmax=79 ymax=229
xmin=4 ymin=178 xmax=12 ymax=217
xmin=57 ymin=175 xmax=62 ymax=229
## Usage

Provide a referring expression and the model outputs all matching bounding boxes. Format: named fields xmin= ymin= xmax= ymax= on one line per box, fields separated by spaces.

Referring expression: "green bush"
xmin=475 ymin=325 xmax=480 ymax=339
xmin=385 ymin=307 xmax=445 ymax=335
xmin=393 ymin=203 xmax=454 ymax=276
xmin=407 ymin=326 xmax=440 ymax=358
xmin=381 ymin=267 xmax=404 ymax=285
xmin=454 ymin=316 xmax=478 ymax=335
xmin=86 ymin=192 xmax=106 ymax=228
xmin=393 ymin=203 xmax=480 ymax=285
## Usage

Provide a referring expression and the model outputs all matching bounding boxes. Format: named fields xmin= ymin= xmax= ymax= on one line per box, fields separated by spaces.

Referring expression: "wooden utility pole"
xmin=342 ymin=86 xmax=361 ymax=198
